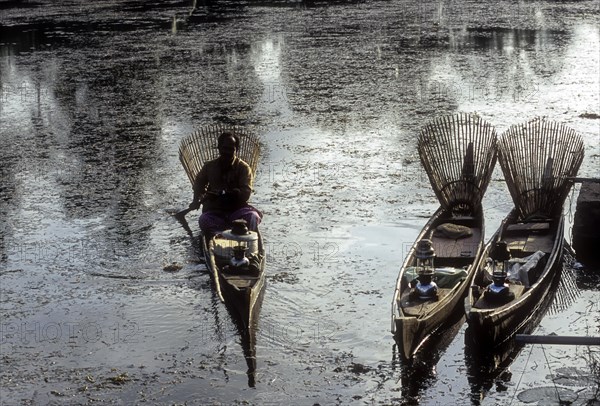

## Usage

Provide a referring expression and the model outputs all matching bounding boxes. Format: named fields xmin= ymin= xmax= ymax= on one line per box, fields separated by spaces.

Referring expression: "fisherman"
xmin=187 ymin=132 xmax=262 ymax=235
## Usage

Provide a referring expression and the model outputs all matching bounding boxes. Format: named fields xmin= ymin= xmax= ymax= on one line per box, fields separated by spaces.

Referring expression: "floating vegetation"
xmin=163 ymin=262 xmax=183 ymax=272
xmin=106 ymin=372 xmax=130 ymax=385
xmin=268 ymin=271 xmax=300 ymax=284
xmin=517 ymin=386 xmax=578 ymax=404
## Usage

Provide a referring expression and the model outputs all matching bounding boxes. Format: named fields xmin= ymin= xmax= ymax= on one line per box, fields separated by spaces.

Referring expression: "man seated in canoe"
xmin=187 ymin=132 xmax=262 ymax=236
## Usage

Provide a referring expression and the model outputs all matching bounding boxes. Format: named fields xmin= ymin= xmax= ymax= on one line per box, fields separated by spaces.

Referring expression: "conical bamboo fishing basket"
xmin=179 ymin=124 xmax=261 ymax=186
xmin=497 ymin=117 xmax=584 ymax=221
xmin=418 ymin=113 xmax=498 ymax=213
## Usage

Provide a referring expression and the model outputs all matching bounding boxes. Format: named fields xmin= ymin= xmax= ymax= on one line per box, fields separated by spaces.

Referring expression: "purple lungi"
xmin=199 ymin=206 xmax=262 ymax=235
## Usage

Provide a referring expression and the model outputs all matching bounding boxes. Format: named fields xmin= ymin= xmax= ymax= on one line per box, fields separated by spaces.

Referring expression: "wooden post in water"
xmin=572 ymin=180 xmax=600 ymax=266
xmin=515 ymin=334 xmax=600 ymax=345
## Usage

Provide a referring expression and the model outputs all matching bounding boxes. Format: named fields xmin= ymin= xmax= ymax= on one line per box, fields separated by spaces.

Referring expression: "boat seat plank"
xmin=223 ymin=274 xmax=260 ymax=281
xmin=524 ymin=234 xmax=554 ymax=253
xmin=506 ymin=222 xmax=550 ymax=233
xmin=431 ymin=228 xmax=481 ymax=258
xmin=400 ymin=288 xmax=451 ymax=316
xmin=473 ymin=284 xmax=526 ymax=309
xmin=506 ymin=237 xmax=527 ymax=253
xmin=504 ymin=234 xmax=554 ymax=255
xmin=448 ymin=216 xmax=477 ymax=222
xmin=222 ymin=275 xmax=260 ymax=289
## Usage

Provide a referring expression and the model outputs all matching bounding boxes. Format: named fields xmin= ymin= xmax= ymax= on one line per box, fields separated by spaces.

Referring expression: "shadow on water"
xmin=464 ymin=247 xmax=581 ymax=405
xmin=392 ymin=310 xmax=467 ymax=404
xmin=575 ymin=262 xmax=600 ymax=291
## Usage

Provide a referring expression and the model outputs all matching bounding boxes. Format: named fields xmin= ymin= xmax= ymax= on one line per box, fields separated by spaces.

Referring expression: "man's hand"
xmin=223 ymin=188 xmax=241 ymax=200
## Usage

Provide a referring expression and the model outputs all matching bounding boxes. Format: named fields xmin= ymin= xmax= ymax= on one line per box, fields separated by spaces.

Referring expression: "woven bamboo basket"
xmin=418 ymin=113 xmax=498 ymax=213
xmin=497 ymin=117 xmax=584 ymax=220
xmin=179 ymin=124 xmax=261 ymax=186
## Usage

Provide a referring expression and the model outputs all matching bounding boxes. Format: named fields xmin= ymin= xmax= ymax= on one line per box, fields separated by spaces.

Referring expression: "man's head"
xmin=217 ymin=132 xmax=239 ymax=162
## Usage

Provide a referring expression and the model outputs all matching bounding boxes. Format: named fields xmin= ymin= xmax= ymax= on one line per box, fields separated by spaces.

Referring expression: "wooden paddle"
xmin=174 ymin=206 xmax=195 ymax=221
xmin=172 ymin=207 xmax=194 ymax=237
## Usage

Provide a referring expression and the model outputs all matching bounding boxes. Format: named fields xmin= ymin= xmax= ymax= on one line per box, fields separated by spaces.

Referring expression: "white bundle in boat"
xmin=507 ymin=251 xmax=546 ymax=287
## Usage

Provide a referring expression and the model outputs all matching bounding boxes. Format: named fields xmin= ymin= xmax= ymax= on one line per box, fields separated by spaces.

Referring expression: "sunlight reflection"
xmin=252 ymin=36 xmax=292 ymax=117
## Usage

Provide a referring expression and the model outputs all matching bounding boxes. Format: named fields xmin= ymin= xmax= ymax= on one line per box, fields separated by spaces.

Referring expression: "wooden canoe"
xmin=465 ymin=117 xmax=584 ymax=346
xmin=391 ymin=113 xmax=498 ymax=360
xmin=464 ymin=210 xmax=564 ymax=345
xmin=392 ymin=206 xmax=484 ymax=359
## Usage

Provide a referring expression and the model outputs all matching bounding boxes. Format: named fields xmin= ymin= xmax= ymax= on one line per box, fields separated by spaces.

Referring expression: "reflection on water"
xmin=223 ymin=287 xmax=266 ymax=388
xmin=252 ymin=36 xmax=293 ymax=118
xmin=465 ymin=327 xmax=525 ymax=405
xmin=0 ymin=23 xmax=65 ymax=56
xmin=392 ymin=311 xmax=466 ymax=404
xmin=428 ymin=26 xmax=574 ymax=118
xmin=1 ymin=11 xmax=169 ymax=266
xmin=449 ymin=27 xmax=566 ymax=55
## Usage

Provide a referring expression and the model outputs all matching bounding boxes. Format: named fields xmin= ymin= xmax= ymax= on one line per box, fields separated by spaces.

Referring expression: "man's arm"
xmin=189 ymin=166 xmax=208 ymax=210
xmin=238 ymin=164 xmax=253 ymax=203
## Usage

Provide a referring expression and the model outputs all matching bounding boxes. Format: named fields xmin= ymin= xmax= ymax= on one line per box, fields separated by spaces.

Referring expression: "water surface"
xmin=1 ymin=0 xmax=599 ymax=404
